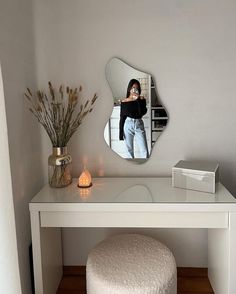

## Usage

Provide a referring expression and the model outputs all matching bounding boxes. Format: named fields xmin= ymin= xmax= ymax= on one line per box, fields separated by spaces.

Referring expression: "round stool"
xmin=86 ymin=234 xmax=177 ymax=294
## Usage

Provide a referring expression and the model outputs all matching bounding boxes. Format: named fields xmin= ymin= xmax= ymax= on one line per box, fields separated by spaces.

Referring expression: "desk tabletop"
xmin=30 ymin=177 xmax=236 ymax=205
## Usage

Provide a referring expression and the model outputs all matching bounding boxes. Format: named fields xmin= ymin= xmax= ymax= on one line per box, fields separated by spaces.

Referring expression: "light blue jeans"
xmin=123 ymin=117 xmax=149 ymax=158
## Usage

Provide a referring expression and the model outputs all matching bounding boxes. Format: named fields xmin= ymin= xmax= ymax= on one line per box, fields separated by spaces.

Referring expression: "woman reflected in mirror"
xmin=119 ymin=79 xmax=149 ymax=159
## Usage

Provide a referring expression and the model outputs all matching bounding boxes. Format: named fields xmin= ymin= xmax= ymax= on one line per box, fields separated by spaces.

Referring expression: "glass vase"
xmin=48 ymin=147 xmax=72 ymax=188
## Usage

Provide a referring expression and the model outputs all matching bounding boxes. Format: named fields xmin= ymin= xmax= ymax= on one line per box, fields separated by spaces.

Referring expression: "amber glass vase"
xmin=48 ymin=147 xmax=72 ymax=188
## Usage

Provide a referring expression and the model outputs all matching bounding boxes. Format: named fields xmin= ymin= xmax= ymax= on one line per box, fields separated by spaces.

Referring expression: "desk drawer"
xmin=40 ymin=211 xmax=228 ymax=228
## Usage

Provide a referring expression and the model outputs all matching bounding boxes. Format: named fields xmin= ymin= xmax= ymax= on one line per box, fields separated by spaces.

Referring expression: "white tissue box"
xmin=172 ymin=160 xmax=219 ymax=193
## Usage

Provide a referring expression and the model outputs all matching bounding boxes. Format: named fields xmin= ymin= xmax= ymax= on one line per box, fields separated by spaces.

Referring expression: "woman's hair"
xmin=126 ymin=79 xmax=141 ymax=98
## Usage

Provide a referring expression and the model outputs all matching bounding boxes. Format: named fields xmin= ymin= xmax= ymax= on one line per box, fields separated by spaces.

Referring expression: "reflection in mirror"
xmin=115 ymin=185 xmax=153 ymax=202
xmin=104 ymin=58 xmax=168 ymax=163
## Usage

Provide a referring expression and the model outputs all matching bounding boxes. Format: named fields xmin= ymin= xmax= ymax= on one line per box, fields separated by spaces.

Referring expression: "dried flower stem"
xmin=25 ymin=82 xmax=98 ymax=147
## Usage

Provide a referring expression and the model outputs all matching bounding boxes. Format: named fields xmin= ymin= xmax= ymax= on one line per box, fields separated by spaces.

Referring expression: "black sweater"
xmin=119 ymin=98 xmax=147 ymax=140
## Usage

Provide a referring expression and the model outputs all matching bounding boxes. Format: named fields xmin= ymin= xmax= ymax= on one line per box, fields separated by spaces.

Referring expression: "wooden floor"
xmin=57 ymin=266 xmax=214 ymax=294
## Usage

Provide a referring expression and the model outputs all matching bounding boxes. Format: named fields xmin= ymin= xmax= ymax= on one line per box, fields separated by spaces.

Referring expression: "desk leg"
xmin=228 ymin=212 xmax=236 ymax=294
xmin=208 ymin=228 xmax=229 ymax=294
xmin=30 ymin=210 xmax=63 ymax=294
xmin=208 ymin=213 xmax=236 ymax=294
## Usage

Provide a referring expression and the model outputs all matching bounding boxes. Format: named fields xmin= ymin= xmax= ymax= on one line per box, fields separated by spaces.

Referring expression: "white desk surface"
xmin=30 ymin=177 xmax=236 ymax=211
xmin=29 ymin=178 xmax=236 ymax=294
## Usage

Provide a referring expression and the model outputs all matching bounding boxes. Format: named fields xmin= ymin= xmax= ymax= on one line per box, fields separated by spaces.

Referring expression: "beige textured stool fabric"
xmin=86 ymin=234 xmax=177 ymax=294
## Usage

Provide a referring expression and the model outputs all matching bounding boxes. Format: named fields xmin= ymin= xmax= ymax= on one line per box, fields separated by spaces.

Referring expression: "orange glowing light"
xmin=77 ymin=169 xmax=92 ymax=188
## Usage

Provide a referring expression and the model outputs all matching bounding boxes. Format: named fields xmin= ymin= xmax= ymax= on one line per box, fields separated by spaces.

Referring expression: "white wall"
xmin=0 ymin=0 xmax=45 ymax=293
xmin=33 ymin=0 xmax=236 ymax=267
xmin=0 ymin=65 xmax=22 ymax=294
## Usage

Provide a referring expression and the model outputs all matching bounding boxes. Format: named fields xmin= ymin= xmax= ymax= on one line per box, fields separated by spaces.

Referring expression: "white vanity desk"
xmin=30 ymin=177 xmax=236 ymax=294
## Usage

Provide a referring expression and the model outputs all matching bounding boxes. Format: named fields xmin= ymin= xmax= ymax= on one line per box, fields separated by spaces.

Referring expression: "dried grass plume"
xmin=25 ymin=82 xmax=98 ymax=147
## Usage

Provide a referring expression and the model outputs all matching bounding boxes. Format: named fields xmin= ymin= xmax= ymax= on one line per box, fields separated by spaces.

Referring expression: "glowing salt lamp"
xmin=77 ymin=168 xmax=92 ymax=188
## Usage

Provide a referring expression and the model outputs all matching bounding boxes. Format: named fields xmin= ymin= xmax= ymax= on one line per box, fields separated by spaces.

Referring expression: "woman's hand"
xmin=131 ymin=93 xmax=139 ymax=100
xmin=130 ymin=87 xmax=140 ymax=100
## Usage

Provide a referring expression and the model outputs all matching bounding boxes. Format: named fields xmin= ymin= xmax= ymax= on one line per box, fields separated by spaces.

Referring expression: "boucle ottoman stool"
xmin=86 ymin=234 xmax=177 ymax=294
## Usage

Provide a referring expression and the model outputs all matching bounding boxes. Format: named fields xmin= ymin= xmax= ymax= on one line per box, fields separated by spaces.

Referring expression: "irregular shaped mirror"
xmin=104 ymin=58 xmax=168 ymax=163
